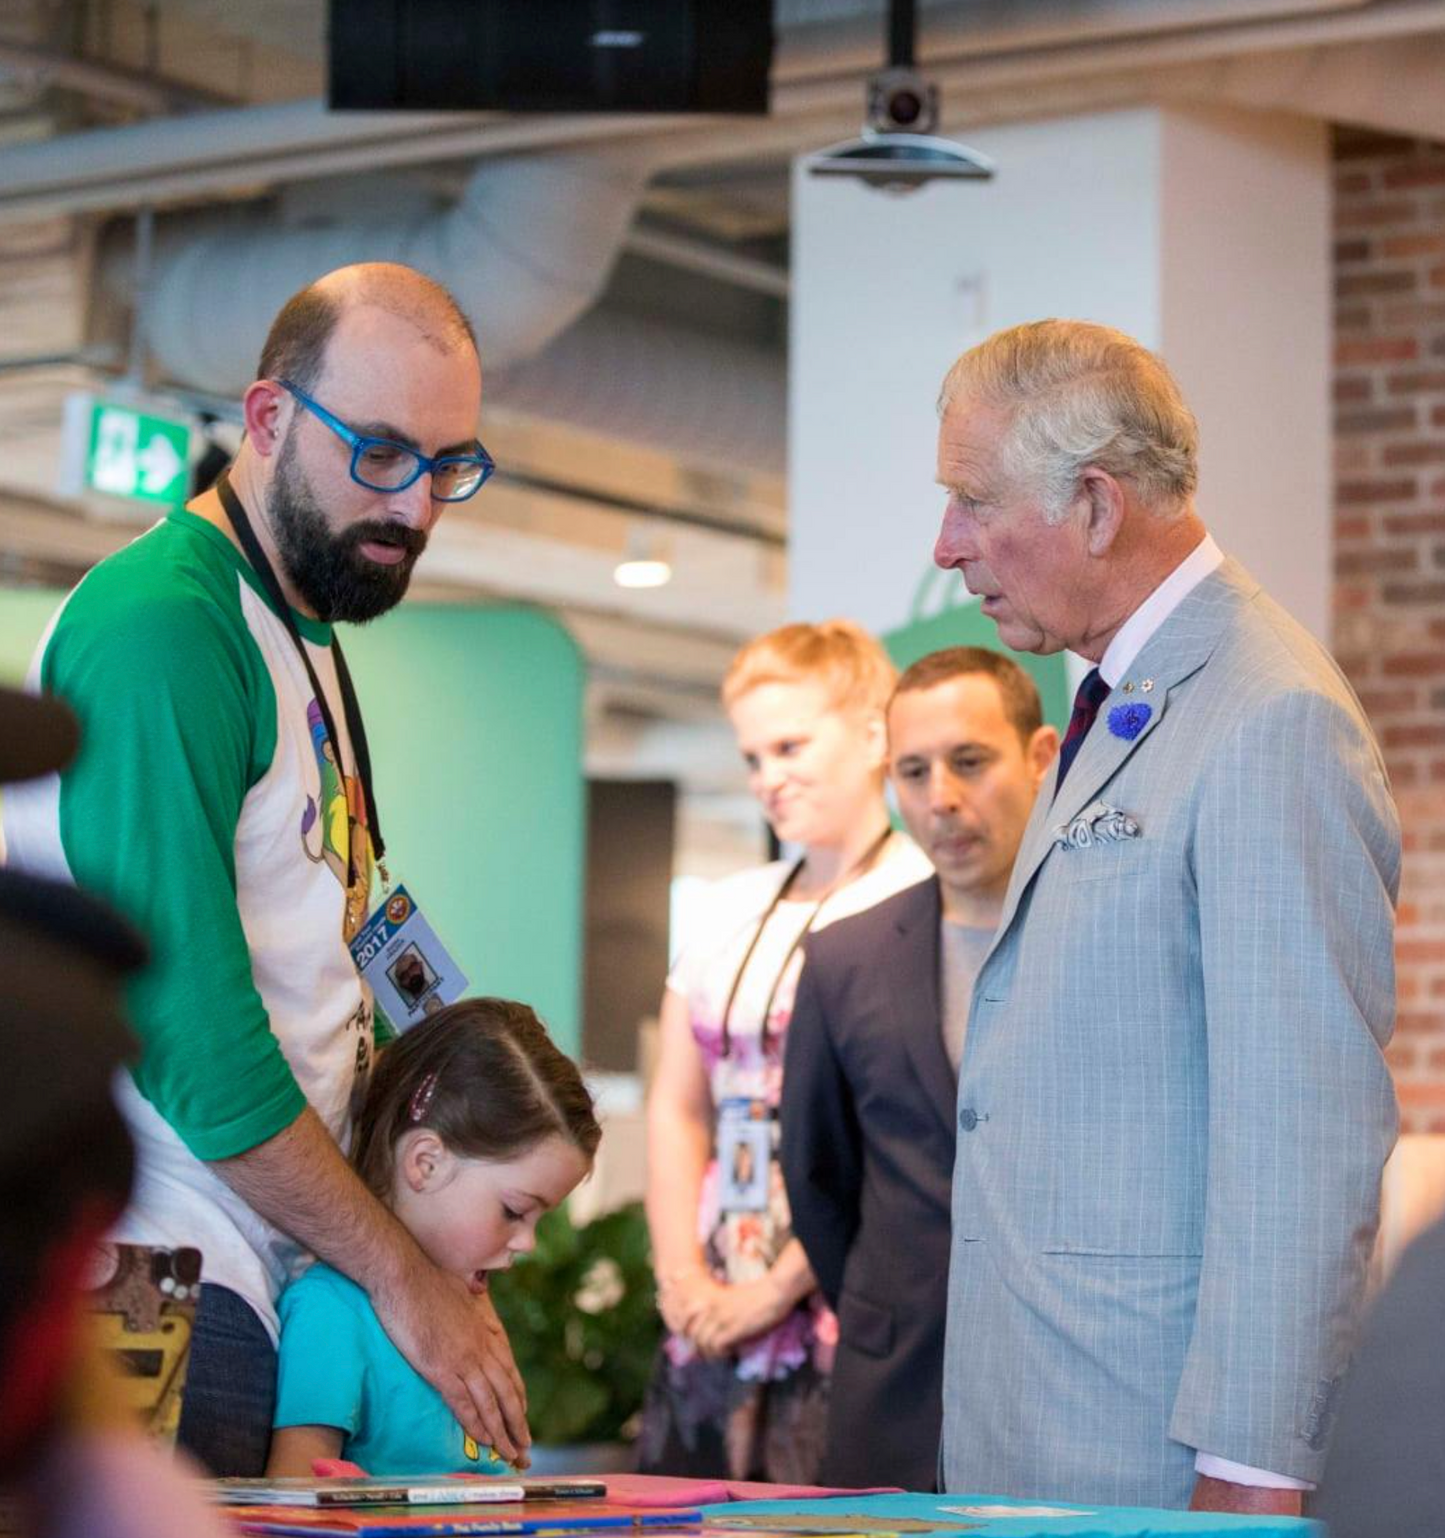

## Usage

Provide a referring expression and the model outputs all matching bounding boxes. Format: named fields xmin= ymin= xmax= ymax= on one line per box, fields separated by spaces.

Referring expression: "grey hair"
xmin=937 ymin=319 xmax=1199 ymax=523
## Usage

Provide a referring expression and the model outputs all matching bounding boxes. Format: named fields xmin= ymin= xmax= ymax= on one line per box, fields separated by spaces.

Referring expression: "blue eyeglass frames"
xmin=278 ymin=379 xmax=496 ymax=503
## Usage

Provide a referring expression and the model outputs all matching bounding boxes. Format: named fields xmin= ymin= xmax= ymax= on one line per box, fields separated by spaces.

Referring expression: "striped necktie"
xmin=1054 ymin=667 xmax=1111 ymax=793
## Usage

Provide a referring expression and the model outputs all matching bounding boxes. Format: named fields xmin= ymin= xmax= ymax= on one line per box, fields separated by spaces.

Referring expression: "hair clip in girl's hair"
xmin=408 ymin=1071 xmax=439 ymax=1124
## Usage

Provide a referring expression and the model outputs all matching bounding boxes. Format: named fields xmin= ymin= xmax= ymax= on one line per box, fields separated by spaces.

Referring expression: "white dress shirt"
xmin=1098 ymin=532 xmax=1224 ymax=689
xmin=1094 ymin=531 xmax=1311 ymax=1495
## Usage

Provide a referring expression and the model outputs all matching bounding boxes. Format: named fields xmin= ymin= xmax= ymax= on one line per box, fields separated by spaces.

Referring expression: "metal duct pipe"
xmin=0 ymin=99 xmax=490 ymax=202
xmin=125 ymin=148 xmax=657 ymax=394
xmin=490 ymin=307 xmax=788 ymax=480
xmin=0 ymin=97 xmax=677 ymax=225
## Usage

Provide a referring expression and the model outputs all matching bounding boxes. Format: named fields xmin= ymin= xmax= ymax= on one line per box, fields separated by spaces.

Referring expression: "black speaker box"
xmin=330 ymin=0 xmax=774 ymax=114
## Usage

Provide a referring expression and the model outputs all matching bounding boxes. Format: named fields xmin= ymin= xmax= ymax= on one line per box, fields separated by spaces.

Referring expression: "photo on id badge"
xmin=350 ymin=883 xmax=468 ymax=1031
xmin=718 ymin=1113 xmax=771 ymax=1213
xmin=388 ymin=943 xmax=439 ymax=1009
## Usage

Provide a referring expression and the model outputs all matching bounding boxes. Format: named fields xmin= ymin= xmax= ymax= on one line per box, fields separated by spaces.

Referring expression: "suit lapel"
xmin=889 ymin=878 xmax=956 ymax=1137
xmin=993 ymin=558 xmax=1258 ymax=942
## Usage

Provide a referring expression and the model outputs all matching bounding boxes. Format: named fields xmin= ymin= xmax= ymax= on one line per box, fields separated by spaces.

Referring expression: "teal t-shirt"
xmin=275 ymin=1262 xmax=510 ymax=1475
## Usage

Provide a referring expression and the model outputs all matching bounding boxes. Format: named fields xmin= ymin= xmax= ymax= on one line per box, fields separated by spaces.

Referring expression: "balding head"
xmin=224 ymin=260 xmax=485 ymax=626
xmin=257 ymin=261 xmax=478 ymax=394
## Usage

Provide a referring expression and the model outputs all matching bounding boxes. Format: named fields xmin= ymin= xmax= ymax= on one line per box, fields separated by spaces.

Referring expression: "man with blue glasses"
xmin=3 ymin=262 xmax=528 ymax=1478
xmin=261 ymin=376 xmax=494 ymax=624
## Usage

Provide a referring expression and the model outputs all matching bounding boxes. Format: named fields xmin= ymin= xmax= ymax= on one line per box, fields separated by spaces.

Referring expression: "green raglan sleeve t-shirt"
xmin=5 ymin=511 xmax=378 ymax=1333
xmin=38 ymin=514 xmax=306 ymax=1158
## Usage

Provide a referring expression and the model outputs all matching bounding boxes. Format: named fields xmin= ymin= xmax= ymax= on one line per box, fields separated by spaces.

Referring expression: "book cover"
xmin=216 ymin=1478 xmax=527 ymax=1507
xmin=514 ymin=1483 xmax=608 ymax=1501
xmin=226 ymin=1501 xmax=702 ymax=1536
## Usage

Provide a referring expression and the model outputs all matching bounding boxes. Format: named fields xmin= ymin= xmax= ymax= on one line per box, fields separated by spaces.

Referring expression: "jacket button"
xmin=958 ymin=1107 xmax=979 ymax=1132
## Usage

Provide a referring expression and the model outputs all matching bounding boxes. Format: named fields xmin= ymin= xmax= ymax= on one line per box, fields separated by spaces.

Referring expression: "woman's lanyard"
xmin=215 ymin=471 xmax=387 ymax=891
xmin=718 ymin=823 xmax=894 ymax=1058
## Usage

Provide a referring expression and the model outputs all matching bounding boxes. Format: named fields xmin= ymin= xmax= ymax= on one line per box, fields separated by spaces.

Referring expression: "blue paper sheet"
xmin=699 ymin=1489 xmax=1319 ymax=1538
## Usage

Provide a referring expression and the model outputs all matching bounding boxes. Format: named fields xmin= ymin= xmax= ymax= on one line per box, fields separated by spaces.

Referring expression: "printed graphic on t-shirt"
xmin=299 ymin=696 xmax=372 ymax=943
xmin=345 ymin=996 xmax=375 ymax=1126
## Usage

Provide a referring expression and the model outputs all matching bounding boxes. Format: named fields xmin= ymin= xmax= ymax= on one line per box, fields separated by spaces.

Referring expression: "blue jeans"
xmin=176 ymin=1283 xmax=277 ymax=1476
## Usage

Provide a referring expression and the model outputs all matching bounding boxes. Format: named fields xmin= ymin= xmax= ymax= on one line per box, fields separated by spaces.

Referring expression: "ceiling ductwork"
xmin=102 ymin=147 xmax=657 ymax=396
xmin=491 ymin=308 xmax=786 ymax=480
xmin=3 ymin=0 xmax=1442 ymax=842
xmin=6 ymin=2 xmax=1441 ymax=232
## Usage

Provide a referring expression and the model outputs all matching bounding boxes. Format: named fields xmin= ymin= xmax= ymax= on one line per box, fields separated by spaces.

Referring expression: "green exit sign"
xmin=61 ymin=393 xmax=192 ymax=510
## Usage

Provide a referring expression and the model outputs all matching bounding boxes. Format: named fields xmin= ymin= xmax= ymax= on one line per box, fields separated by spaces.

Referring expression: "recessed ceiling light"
xmin=614 ymin=524 xmax=673 ymax=588
xmin=613 ymin=557 xmax=672 ymax=589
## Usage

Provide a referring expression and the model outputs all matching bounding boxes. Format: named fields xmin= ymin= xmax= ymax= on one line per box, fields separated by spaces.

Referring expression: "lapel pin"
xmin=1141 ymin=678 xmax=1155 ymax=693
xmin=1122 ymin=681 xmax=1135 ymax=693
xmin=1108 ymin=701 xmax=1152 ymax=740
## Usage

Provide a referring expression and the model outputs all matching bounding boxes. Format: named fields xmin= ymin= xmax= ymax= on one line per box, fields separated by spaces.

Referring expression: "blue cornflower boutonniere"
xmin=1108 ymin=702 xmax=1152 ymax=740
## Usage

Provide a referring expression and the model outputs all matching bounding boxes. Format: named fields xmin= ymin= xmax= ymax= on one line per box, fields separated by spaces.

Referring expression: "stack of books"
xmin=213 ymin=1476 xmax=703 ymax=1537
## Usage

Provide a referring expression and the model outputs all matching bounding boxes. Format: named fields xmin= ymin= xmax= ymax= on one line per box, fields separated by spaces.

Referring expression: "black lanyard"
xmin=215 ymin=471 xmax=385 ymax=875
xmin=719 ymin=823 xmax=894 ymax=1058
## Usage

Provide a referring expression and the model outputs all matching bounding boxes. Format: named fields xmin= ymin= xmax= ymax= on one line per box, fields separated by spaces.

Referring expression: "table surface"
xmin=698 ymin=1489 xmax=1319 ymax=1538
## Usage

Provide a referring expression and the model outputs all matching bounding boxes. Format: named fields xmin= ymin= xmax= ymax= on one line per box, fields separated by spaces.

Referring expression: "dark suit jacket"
xmin=781 ymin=875 xmax=955 ymax=1492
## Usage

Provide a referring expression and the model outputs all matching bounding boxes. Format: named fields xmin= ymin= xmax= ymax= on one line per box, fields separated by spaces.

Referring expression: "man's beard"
xmin=266 ymin=439 xmax=427 ymax=624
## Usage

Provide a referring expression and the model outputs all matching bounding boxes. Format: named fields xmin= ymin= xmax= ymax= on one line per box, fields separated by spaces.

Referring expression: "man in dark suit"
xmin=780 ymin=647 xmax=1056 ymax=1490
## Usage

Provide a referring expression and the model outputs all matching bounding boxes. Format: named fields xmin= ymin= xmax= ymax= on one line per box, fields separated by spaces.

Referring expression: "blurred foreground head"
xmin=0 ymin=685 xmax=146 ymax=1475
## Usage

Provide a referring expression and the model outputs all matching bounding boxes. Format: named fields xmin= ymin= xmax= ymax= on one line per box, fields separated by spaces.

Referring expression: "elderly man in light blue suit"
xmin=932 ymin=320 xmax=1399 ymax=1517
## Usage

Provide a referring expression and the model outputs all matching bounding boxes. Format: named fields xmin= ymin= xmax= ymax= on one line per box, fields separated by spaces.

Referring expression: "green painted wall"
xmin=342 ymin=604 xmax=585 ymax=1052
xmin=884 ymin=564 xmax=1071 ymax=730
xmin=0 ymin=589 xmax=585 ymax=1054
xmin=0 ymin=589 xmax=59 ymax=685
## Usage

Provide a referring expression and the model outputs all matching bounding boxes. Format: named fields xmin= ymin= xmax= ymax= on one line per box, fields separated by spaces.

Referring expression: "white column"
xmin=1157 ymin=107 xmax=1331 ymax=638
xmin=789 ymin=105 xmax=1330 ymax=649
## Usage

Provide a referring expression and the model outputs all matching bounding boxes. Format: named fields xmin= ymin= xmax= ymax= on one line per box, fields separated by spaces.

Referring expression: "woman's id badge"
xmin=716 ymin=1100 xmax=772 ymax=1214
xmin=349 ymin=884 xmax=468 ymax=1031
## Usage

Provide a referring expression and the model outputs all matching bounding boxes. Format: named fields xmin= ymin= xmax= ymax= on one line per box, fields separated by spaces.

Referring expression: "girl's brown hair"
xmin=352 ymin=997 xmax=600 ymax=1200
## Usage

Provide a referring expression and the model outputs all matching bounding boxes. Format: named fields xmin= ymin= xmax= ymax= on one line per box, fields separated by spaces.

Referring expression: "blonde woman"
xmin=639 ymin=621 xmax=930 ymax=1481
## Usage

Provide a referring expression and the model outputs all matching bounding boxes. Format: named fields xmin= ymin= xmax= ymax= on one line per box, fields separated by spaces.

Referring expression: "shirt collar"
xmin=1098 ymin=532 xmax=1223 ymax=688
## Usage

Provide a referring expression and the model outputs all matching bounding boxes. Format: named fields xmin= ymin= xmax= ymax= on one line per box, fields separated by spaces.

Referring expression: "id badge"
xmin=349 ymin=883 xmax=469 ymax=1032
xmin=716 ymin=1099 xmax=772 ymax=1214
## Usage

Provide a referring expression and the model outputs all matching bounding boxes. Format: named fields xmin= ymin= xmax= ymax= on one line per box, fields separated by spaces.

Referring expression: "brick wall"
xmin=1334 ymin=128 xmax=1445 ymax=1132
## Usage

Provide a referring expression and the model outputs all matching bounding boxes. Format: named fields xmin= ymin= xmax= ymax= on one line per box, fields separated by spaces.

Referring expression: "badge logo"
xmin=386 ymin=892 xmax=411 ymax=925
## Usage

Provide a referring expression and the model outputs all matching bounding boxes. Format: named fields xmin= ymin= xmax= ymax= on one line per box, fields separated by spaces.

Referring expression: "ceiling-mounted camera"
xmin=805 ymin=3 xmax=992 ymax=193
xmin=806 ymin=129 xmax=993 ymax=192
xmin=867 ymin=66 xmax=938 ymax=136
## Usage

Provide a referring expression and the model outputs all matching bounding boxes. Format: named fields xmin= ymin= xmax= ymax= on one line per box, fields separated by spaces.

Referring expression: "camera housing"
xmin=806 ymin=63 xmax=993 ymax=193
xmin=805 ymin=130 xmax=994 ymax=194
xmin=867 ymin=66 xmax=939 ymax=136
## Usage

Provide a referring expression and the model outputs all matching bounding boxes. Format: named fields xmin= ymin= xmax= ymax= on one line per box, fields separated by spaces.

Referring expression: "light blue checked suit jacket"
xmin=939 ymin=557 xmax=1400 ymax=1509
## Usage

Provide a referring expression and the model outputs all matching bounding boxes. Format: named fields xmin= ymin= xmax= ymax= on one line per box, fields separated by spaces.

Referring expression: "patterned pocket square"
xmin=1052 ymin=799 xmax=1141 ymax=850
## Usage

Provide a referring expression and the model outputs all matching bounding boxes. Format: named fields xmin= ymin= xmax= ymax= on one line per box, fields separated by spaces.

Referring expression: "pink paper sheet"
xmin=308 ymin=1461 xmax=902 ymax=1508
xmin=599 ymin=1473 xmax=903 ymax=1508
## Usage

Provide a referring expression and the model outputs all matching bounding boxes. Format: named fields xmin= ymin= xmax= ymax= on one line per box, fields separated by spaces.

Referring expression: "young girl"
xmin=267 ymin=998 xmax=600 ymax=1476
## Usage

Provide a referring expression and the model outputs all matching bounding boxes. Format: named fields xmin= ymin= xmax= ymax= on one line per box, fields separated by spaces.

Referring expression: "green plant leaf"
xmin=489 ymin=1200 xmax=661 ymax=1446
